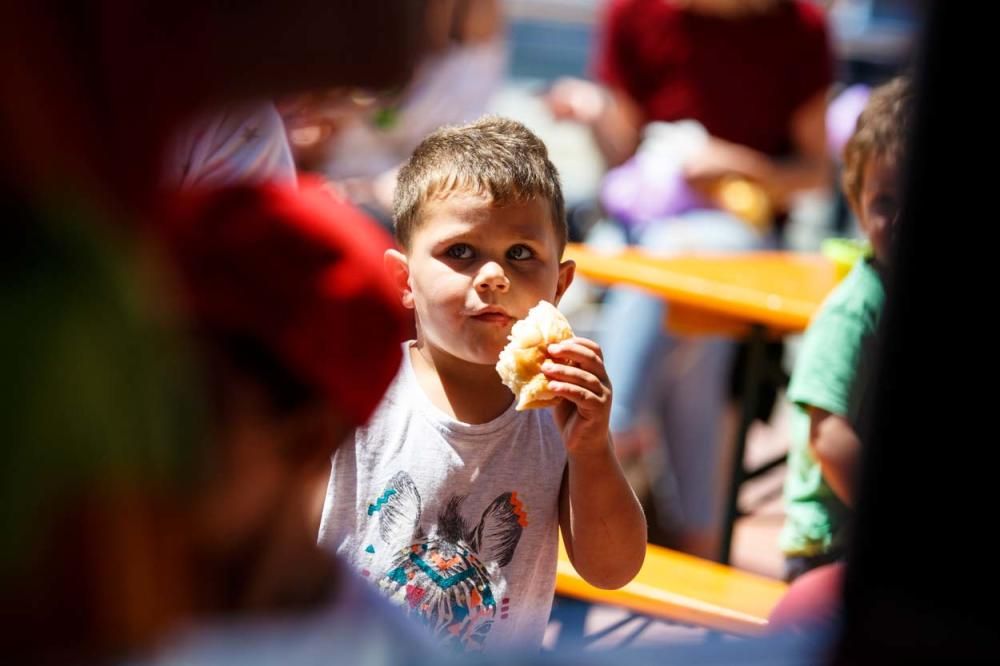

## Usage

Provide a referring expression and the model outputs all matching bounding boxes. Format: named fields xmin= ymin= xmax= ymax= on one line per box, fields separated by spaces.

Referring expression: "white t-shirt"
xmin=166 ymin=101 xmax=296 ymax=190
xmin=318 ymin=343 xmax=567 ymax=652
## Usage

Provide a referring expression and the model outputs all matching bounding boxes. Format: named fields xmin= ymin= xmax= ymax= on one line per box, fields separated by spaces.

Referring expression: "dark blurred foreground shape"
xmin=0 ymin=0 xmax=425 ymax=212
xmin=1 ymin=1 xmax=425 ymax=661
xmin=834 ymin=0 xmax=997 ymax=662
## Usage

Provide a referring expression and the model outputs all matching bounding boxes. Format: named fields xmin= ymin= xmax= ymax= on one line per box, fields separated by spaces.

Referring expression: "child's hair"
xmin=393 ymin=116 xmax=567 ymax=253
xmin=842 ymin=76 xmax=913 ymax=211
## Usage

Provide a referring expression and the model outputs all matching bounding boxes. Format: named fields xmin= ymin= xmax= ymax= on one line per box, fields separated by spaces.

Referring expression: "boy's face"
xmin=857 ymin=156 xmax=901 ymax=264
xmin=387 ymin=192 xmax=574 ymax=366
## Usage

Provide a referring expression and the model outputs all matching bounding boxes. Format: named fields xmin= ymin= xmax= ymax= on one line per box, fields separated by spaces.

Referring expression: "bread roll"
xmin=496 ymin=300 xmax=573 ymax=411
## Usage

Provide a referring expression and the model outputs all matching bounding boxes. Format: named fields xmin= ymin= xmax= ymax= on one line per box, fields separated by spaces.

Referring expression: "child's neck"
xmin=409 ymin=342 xmax=514 ymax=425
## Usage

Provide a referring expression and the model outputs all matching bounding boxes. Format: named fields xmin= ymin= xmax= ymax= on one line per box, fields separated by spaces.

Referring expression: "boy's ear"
xmin=384 ymin=249 xmax=414 ymax=310
xmin=553 ymin=259 xmax=576 ymax=306
xmin=471 ymin=492 xmax=524 ymax=569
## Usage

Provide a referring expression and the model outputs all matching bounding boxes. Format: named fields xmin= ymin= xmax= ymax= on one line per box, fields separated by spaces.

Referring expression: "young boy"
xmin=779 ymin=77 xmax=912 ymax=582
xmin=318 ymin=117 xmax=646 ymax=651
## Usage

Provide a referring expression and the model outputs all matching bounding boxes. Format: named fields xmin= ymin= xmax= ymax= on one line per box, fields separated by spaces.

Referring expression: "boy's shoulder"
xmin=815 ymin=258 xmax=886 ymax=327
xmin=789 ymin=260 xmax=885 ymax=402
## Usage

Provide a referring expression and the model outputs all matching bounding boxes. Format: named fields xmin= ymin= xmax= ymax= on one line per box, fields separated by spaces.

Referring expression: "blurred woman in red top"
xmin=547 ymin=0 xmax=834 ymax=559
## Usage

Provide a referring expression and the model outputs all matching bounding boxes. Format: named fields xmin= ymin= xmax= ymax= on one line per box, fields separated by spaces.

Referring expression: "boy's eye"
xmin=507 ymin=244 xmax=533 ymax=261
xmin=445 ymin=244 xmax=474 ymax=260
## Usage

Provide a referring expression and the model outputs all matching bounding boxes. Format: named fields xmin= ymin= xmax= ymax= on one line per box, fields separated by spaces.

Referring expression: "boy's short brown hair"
xmin=842 ymin=76 xmax=913 ymax=211
xmin=393 ymin=116 xmax=567 ymax=253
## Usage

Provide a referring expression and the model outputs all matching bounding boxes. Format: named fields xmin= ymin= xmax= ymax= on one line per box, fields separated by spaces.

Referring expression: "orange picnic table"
xmin=564 ymin=244 xmax=840 ymax=563
xmin=565 ymin=244 xmax=838 ymax=335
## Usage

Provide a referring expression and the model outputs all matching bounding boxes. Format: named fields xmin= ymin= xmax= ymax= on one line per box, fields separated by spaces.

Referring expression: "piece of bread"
xmin=496 ymin=300 xmax=574 ymax=411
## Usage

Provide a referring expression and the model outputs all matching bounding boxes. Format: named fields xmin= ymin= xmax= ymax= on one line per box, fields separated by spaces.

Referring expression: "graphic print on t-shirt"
xmin=362 ymin=471 xmax=528 ymax=651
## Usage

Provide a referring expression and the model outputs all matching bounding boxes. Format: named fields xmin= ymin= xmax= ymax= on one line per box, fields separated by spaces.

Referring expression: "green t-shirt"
xmin=779 ymin=258 xmax=885 ymax=557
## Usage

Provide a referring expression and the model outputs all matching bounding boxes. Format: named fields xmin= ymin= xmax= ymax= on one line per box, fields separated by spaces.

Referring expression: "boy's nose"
xmin=475 ymin=262 xmax=510 ymax=293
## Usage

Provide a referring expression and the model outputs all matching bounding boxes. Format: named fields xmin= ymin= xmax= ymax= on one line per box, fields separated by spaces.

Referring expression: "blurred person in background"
xmin=164 ymin=102 xmax=298 ymax=191
xmin=779 ymin=77 xmax=912 ymax=583
xmin=761 ymin=75 xmax=913 ymax=647
xmin=281 ymin=0 xmax=507 ymax=231
xmin=545 ymin=0 xmax=834 ymax=560
xmin=1 ymin=1 xmax=426 ymax=661
xmin=141 ymin=180 xmax=424 ymax=665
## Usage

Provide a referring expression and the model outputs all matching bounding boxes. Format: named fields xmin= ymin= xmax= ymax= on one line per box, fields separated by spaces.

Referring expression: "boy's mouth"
xmin=470 ymin=307 xmax=514 ymax=326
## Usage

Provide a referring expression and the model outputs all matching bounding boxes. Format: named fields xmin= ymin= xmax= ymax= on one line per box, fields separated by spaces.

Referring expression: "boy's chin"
xmin=459 ymin=343 xmax=508 ymax=367
xmin=474 ymin=349 xmax=508 ymax=367
xmin=423 ymin=339 xmax=504 ymax=367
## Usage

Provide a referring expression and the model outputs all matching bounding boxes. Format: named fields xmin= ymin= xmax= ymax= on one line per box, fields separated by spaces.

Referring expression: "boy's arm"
xmin=558 ymin=442 xmax=647 ymax=589
xmin=545 ymin=78 xmax=644 ymax=168
xmin=683 ymin=91 xmax=830 ymax=210
xmin=788 ymin=287 xmax=877 ymax=509
xmin=544 ymin=337 xmax=646 ymax=589
xmin=808 ymin=407 xmax=861 ymax=506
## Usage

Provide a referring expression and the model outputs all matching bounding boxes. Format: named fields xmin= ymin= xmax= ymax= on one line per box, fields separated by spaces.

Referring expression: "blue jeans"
xmin=595 ymin=210 xmax=767 ymax=543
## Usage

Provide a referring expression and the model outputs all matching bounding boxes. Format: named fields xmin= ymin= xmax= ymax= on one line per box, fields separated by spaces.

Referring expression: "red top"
xmin=594 ymin=0 xmax=833 ymax=157
xmin=161 ymin=177 xmax=408 ymax=426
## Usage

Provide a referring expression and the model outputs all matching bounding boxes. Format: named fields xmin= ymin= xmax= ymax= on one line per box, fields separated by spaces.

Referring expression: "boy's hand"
xmin=541 ymin=337 xmax=612 ymax=457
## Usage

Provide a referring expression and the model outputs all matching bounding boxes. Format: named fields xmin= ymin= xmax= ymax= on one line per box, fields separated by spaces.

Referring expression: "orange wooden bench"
xmin=556 ymin=539 xmax=787 ymax=637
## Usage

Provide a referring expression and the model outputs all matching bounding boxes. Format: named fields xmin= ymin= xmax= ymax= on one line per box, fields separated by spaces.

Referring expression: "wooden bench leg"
xmin=551 ymin=601 xmax=670 ymax=650
xmin=551 ymin=596 xmax=589 ymax=649
xmin=720 ymin=325 xmax=767 ymax=564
